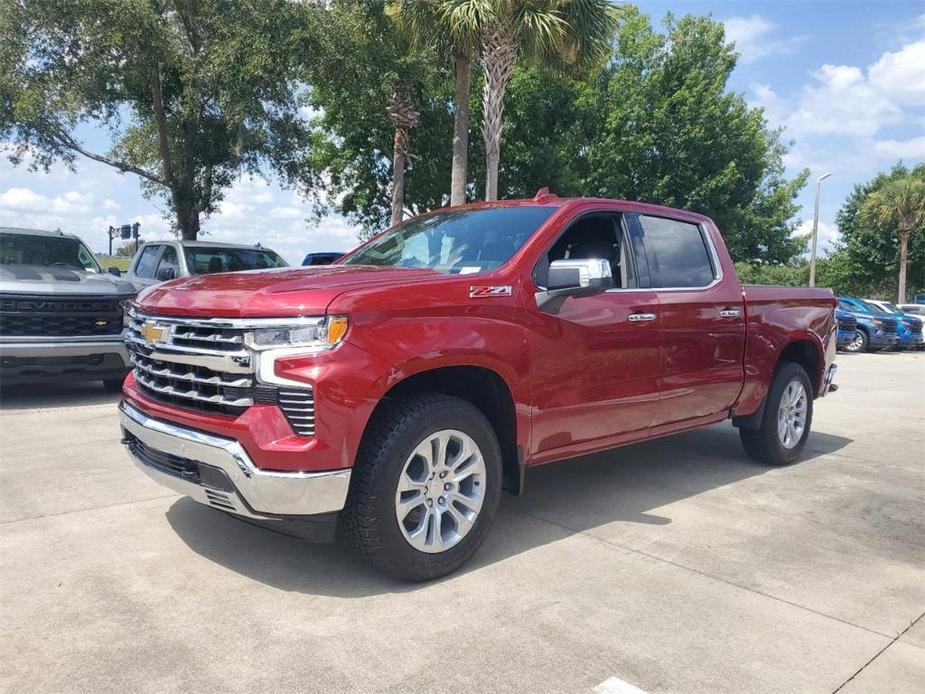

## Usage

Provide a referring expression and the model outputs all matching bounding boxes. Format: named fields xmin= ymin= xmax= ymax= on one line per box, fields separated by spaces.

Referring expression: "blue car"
xmin=835 ymin=309 xmax=858 ymax=349
xmin=866 ymin=299 xmax=924 ymax=350
xmin=837 ymin=297 xmax=899 ymax=352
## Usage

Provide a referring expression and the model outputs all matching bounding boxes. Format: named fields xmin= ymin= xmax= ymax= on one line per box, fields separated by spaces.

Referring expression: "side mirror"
xmin=537 ymin=258 xmax=613 ymax=312
xmin=108 ymin=266 xmax=122 ymax=277
xmin=156 ymin=267 xmax=176 ymax=281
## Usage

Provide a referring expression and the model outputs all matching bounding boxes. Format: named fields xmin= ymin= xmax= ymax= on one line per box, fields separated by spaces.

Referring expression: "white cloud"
xmin=868 ymin=40 xmax=925 ymax=106
xmin=103 ymin=198 xmax=120 ymax=210
xmin=269 ymin=206 xmax=304 ymax=219
xmin=795 ymin=219 xmax=840 ymax=254
xmin=873 ymin=136 xmax=925 ymax=159
xmin=0 ymin=187 xmax=94 ymax=215
xmin=723 ymin=15 xmax=805 ymax=64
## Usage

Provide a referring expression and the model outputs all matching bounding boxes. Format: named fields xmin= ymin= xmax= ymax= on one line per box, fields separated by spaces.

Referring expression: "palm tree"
xmin=861 ymin=176 xmax=925 ymax=303
xmin=389 ymin=2 xmax=481 ymax=207
xmin=386 ymin=92 xmax=420 ymax=225
xmin=441 ymin=0 xmax=616 ymax=201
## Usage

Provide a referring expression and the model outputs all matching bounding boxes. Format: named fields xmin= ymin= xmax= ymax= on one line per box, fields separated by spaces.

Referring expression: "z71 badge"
xmin=469 ymin=285 xmax=512 ymax=298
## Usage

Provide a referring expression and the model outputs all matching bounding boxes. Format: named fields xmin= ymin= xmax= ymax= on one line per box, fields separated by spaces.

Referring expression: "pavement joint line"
xmin=0 ymin=404 xmax=120 ymax=416
xmin=506 ymin=506 xmax=899 ymax=641
xmin=0 ymin=493 xmax=180 ymax=526
xmin=831 ymin=610 xmax=925 ymax=693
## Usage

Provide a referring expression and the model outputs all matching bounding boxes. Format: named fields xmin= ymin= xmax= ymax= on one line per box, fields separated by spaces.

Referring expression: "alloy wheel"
xmin=777 ymin=380 xmax=807 ymax=449
xmin=394 ymin=429 xmax=486 ymax=553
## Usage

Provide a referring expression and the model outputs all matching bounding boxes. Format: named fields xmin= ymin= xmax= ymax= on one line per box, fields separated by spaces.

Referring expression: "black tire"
xmin=338 ymin=393 xmax=503 ymax=581
xmin=102 ymin=378 xmax=125 ymax=393
xmin=842 ymin=328 xmax=868 ymax=353
xmin=739 ymin=362 xmax=813 ymax=466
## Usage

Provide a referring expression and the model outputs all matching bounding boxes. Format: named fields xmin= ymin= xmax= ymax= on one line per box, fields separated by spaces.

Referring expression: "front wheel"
xmin=339 ymin=393 xmax=502 ymax=581
xmin=740 ymin=362 xmax=813 ymax=466
xmin=842 ymin=329 xmax=867 ymax=353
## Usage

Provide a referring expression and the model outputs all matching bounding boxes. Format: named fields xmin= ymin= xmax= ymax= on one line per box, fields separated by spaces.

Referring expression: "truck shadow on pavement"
xmin=165 ymin=423 xmax=852 ymax=597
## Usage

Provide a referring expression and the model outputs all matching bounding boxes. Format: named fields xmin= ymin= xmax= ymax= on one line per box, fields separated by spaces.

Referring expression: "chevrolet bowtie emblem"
xmin=140 ymin=321 xmax=169 ymax=346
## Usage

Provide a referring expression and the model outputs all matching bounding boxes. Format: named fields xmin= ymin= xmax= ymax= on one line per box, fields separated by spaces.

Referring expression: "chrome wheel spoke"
xmin=777 ymin=379 xmax=807 ymax=450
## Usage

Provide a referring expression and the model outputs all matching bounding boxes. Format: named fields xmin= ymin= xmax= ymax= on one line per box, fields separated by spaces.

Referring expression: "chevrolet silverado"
xmin=119 ymin=194 xmax=838 ymax=580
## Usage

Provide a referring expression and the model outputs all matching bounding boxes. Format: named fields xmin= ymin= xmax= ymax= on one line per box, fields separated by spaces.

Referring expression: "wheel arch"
xmin=360 ymin=364 xmax=524 ymax=495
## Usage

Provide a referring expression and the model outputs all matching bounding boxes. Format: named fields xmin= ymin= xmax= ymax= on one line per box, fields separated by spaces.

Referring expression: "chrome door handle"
xmin=719 ymin=308 xmax=741 ymax=318
xmin=628 ymin=312 xmax=657 ymax=322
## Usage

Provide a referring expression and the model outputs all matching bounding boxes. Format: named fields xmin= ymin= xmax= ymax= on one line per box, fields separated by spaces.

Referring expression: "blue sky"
xmin=1 ymin=1 xmax=923 ymax=264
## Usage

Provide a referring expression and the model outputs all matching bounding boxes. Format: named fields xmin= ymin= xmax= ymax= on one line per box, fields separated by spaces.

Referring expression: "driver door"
xmin=526 ymin=210 xmax=660 ymax=456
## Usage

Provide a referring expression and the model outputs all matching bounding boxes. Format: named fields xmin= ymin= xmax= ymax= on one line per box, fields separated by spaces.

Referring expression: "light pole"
xmin=808 ymin=172 xmax=832 ymax=287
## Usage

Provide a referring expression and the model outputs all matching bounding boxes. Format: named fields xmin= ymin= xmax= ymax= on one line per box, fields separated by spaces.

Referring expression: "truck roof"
xmin=0 ymin=226 xmax=80 ymax=240
xmin=438 ymin=193 xmax=713 ymax=225
xmin=157 ymin=240 xmax=276 ymax=250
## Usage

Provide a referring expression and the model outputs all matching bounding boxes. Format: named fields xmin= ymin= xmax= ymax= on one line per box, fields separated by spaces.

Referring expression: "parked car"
xmin=864 ymin=299 xmax=924 ymax=350
xmin=0 ymin=227 xmax=134 ymax=390
xmin=119 ymin=195 xmax=837 ymax=581
xmin=124 ymin=240 xmax=287 ymax=291
xmin=302 ymin=252 xmax=344 ymax=266
xmin=836 ymin=297 xmax=899 ymax=352
xmin=835 ymin=309 xmax=858 ymax=350
xmin=897 ymin=303 xmax=925 ymax=317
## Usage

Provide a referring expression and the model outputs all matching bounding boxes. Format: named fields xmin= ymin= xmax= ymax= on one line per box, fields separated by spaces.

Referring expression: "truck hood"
xmin=134 ymin=265 xmax=444 ymax=317
xmin=0 ymin=264 xmax=136 ymax=296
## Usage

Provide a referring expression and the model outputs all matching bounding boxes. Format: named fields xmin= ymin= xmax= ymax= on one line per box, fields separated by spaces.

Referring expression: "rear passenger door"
xmin=631 ymin=214 xmax=746 ymax=426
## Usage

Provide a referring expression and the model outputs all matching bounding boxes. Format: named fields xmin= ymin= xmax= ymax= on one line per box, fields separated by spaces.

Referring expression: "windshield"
xmin=343 ymin=206 xmax=557 ymax=274
xmin=184 ymin=247 xmax=288 ymax=274
xmin=0 ymin=232 xmax=102 ymax=273
xmin=860 ymin=300 xmax=886 ymax=314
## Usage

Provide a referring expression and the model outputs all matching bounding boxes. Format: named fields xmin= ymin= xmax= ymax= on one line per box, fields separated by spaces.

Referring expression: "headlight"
xmin=246 ymin=316 xmax=348 ymax=351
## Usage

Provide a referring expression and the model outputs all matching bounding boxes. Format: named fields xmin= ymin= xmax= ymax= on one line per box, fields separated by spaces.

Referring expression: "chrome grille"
xmin=125 ymin=310 xmax=317 ymax=435
xmin=277 ymin=388 xmax=316 ymax=436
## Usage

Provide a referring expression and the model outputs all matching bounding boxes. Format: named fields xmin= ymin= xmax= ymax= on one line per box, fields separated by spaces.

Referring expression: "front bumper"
xmin=0 ymin=338 xmax=130 ymax=384
xmin=119 ymin=401 xmax=351 ymax=520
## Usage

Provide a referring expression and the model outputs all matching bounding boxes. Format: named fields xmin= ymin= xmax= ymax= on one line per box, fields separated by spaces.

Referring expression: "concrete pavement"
xmin=1 ymin=352 xmax=923 ymax=693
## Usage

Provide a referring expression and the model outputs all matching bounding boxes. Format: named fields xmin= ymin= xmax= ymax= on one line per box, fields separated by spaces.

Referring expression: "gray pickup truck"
xmin=0 ymin=227 xmax=135 ymax=390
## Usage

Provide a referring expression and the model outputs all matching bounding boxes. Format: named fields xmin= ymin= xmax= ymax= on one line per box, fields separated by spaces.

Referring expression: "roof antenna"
xmin=533 ymin=187 xmax=551 ymax=200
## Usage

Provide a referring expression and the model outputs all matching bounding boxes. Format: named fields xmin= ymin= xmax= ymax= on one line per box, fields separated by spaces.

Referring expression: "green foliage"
xmin=299 ymin=1 xmax=453 ymax=232
xmin=473 ymin=8 xmax=808 ymax=263
xmin=0 ymin=0 xmax=309 ymax=238
xmin=310 ymin=6 xmax=807 ymax=260
xmin=833 ymin=163 xmax=925 ymax=299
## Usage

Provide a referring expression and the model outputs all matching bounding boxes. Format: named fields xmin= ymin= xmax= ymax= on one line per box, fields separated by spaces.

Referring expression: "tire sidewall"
xmin=845 ymin=329 xmax=867 ymax=353
xmin=356 ymin=397 xmax=502 ymax=579
xmin=765 ymin=363 xmax=814 ymax=464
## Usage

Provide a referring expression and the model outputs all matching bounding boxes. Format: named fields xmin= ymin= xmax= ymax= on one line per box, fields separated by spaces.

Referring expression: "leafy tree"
xmin=0 ymin=0 xmax=308 ymax=239
xmin=474 ymin=9 xmax=808 ymax=263
xmin=861 ymin=175 xmax=925 ymax=303
xmin=300 ymin=1 xmax=450 ymax=230
xmin=389 ymin=1 xmax=481 ymax=206
xmin=834 ymin=163 xmax=925 ymax=301
xmin=464 ymin=0 xmax=617 ymax=200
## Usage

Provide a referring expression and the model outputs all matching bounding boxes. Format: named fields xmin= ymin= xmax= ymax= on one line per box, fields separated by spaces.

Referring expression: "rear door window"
xmin=134 ymin=245 xmax=162 ymax=278
xmin=638 ymin=215 xmax=715 ymax=288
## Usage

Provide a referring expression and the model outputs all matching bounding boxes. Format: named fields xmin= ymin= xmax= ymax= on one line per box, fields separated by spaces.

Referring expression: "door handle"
xmin=628 ymin=312 xmax=657 ymax=322
xmin=719 ymin=308 xmax=741 ymax=318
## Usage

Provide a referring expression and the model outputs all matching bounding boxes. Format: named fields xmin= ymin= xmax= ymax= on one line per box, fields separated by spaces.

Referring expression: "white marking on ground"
xmin=593 ymin=676 xmax=648 ymax=694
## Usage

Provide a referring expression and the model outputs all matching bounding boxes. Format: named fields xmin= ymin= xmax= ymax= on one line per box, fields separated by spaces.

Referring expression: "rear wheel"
xmin=339 ymin=393 xmax=502 ymax=581
xmin=740 ymin=362 xmax=813 ymax=466
xmin=843 ymin=329 xmax=867 ymax=353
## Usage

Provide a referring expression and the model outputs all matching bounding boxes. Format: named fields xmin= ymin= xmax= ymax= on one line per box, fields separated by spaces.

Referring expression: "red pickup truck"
xmin=119 ymin=193 xmax=837 ymax=580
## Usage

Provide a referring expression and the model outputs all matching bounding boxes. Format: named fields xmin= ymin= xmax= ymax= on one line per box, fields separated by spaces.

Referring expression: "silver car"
xmin=125 ymin=240 xmax=288 ymax=291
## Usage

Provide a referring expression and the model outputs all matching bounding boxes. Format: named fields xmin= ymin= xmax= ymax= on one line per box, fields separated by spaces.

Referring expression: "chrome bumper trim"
xmin=119 ymin=401 xmax=350 ymax=518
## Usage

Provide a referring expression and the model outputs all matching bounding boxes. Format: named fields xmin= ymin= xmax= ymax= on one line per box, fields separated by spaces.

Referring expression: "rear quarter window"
xmin=638 ymin=215 xmax=715 ymax=288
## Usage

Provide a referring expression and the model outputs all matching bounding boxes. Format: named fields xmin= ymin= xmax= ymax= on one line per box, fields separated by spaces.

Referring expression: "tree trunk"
xmin=480 ymin=26 xmax=518 ymax=201
xmin=450 ymin=50 xmax=472 ymax=207
xmin=176 ymin=198 xmax=200 ymax=240
xmin=390 ymin=126 xmax=408 ymax=227
xmin=386 ymin=92 xmax=419 ymax=227
xmin=897 ymin=226 xmax=910 ymax=303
